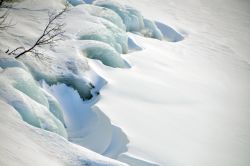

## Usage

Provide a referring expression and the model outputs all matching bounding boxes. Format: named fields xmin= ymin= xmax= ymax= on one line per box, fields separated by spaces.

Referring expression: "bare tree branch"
xmin=9 ymin=6 xmax=68 ymax=59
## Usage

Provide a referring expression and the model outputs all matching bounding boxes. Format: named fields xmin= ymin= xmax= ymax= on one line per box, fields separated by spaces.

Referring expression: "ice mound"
xmin=81 ymin=42 xmax=129 ymax=68
xmin=142 ymin=19 xmax=163 ymax=40
xmin=94 ymin=0 xmax=144 ymax=32
xmin=93 ymin=0 xmax=184 ymax=42
xmin=18 ymin=42 xmax=94 ymax=101
xmin=0 ymin=66 xmax=67 ymax=138
xmin=26 ymin=64 xmax=94 ymax=100
xmin=82 ymin=5 xmax=126 ymax=30
xmin=65 ymin=5 xmax=128 ymax=54
xmin=94 ymin=0 xmax=162 ymax=40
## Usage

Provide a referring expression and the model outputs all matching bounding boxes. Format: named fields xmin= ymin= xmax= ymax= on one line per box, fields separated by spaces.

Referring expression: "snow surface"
xmin=1 ymin=0 xmax=250 ymax=166
xmin=0 ymin=100 xmax=127 ymax=166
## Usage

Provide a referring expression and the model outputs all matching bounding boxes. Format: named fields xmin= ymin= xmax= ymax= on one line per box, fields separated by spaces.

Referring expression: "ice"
xmin=67 ymin=0 xmax=85 ymax=6
xmin=20 ymin=45 xmax=94 ymax=101
xmin=81 ymin=41 xmax=129 ymax=68
xmin=65 ymin=5 xmax=128 ymax=54
xmin=93 ymin=0 xmax=166 ymax=41
xmin=0 ymin=55 xmax=27 ymax=70
xmin=82 ymin=5 xmax=126 ymax=30
xmin=42 ymin=90 xmax=66 ymax=127
xmin=142 ymin=19 xmax=163 ymax=40
xmin=94 ymin=0 xmax=144 ymax=32
xmin=0 ymin=66 xmax=67 ymax=138
xmin=83 ymin=0 xmax=95 ymax=4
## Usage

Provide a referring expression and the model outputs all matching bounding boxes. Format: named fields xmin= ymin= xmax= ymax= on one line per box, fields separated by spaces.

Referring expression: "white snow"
xmin=0 ymin=100 xmax=127 ymax=166
xmin=94 ymin=0 xmax=250 ymax=165
xmin=1 ymin=0 xmax=250 ymax=166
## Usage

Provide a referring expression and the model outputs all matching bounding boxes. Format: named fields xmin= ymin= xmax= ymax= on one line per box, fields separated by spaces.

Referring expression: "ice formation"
xmin=82 ymin=42 xmax=129 ymax=68
xmin=94 ymin=0 xmax=144 ymax=32
xmin=68 ymin=0 xmax=85 ymax=6
xmin=94 ymin=0 xmax=166 ymax=40
xmin=0 ymin=58 xmax=67 ymax=138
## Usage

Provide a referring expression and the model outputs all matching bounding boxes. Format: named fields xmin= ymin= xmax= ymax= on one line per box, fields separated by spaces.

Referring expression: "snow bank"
xmin=0 ymin=100 xmax=128 ymax=166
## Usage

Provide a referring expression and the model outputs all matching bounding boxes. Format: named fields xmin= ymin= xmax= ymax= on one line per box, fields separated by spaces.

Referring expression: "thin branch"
xmin=8 ymin=6 xmax=68 ymax=59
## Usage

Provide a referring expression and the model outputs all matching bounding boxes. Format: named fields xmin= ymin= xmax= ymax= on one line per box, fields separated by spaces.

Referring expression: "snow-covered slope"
xmin=95 ymin=0 xmax=250 ymax=166
xmin=0 ymin=100 xmax=127 ymax=166
xmin=0 ymin=0 xmax=250 ymax=166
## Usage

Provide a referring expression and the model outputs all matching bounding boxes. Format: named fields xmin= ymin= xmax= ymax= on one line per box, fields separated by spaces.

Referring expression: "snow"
xmin=0 ymin=100 xmax=127 ymax=166
xmin=94 ymin=0 xmax=250 ymax=165
xmin=1 ymin=0 xmax=250 ymax=166
xmin=155 ymin=21 xmax=183 ymax=42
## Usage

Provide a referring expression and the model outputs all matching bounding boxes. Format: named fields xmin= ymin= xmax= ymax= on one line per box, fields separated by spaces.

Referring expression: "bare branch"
xmin=8 ymin=6 xmax=68 ymax=59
